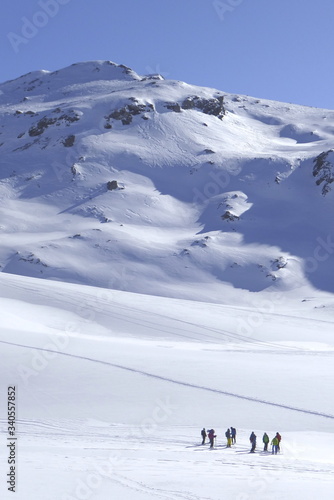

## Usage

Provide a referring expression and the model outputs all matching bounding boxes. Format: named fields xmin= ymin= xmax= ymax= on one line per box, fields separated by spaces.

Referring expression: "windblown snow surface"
xmin=1 ymin=61 xmax=334 ymax=499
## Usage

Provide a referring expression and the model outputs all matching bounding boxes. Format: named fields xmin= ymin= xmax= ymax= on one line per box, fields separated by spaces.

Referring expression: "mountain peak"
xmin=0 ymin=60 xmax=334 ymax=299
xmin=0 ymin=60 xmax=141 ymax=98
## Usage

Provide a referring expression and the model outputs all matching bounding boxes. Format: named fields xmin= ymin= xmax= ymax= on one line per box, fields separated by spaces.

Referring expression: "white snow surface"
xmin=1 ymin=61 xmax=334 ymax=499
xmin=1 ymin=60 xmax=334 ymax=297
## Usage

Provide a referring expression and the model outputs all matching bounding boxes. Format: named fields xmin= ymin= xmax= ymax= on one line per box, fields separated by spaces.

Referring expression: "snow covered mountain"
xmin=2 ymin=61 xmax=334 ymax=500
xmin=1 ymin=60 xmax=334 ymax=301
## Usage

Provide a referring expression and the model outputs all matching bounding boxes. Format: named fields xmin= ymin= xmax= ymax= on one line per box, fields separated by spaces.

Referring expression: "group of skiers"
xmin=260 ymin=432 xmax=281 ymax=454
xmin=201 ymin=427 xmax=236 ymax=449
xmin=201 ymin=428 xmax=281 ymax=454
xmin=202 ymin=428 xmax=216 ymax=448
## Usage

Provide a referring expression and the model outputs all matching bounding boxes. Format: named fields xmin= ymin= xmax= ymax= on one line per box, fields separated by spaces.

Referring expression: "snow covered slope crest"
xmin=1 ymin=59 xmax=334 ymax=300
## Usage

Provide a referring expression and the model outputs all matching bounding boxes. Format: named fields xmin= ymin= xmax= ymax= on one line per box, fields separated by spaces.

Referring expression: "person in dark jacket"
xmin=201 ymin=428 xmax=207 ymax=445
xmin=275 ymin=432 xmax=281 ymax=452
xmin=249 ymin=432 xmax=256 ymax=453
xmin=231 ymin=427 xmax=236 ymax=444
xmin=262 ymin=432 xmax=269 ymax=451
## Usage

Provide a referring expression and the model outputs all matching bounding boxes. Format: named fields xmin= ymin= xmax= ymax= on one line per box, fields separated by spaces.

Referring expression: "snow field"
xmin=1 ymin=273 xmax=334 ymax=499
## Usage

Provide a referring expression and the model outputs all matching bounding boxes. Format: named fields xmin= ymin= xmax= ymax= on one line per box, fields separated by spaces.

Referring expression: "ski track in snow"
xmin=107 ymin=473 xmax=210 ymax=500
xmin=107 ymin=300 xmax=311 ymax=351
xmin=2 ymin=338 xmax=334 ymax=421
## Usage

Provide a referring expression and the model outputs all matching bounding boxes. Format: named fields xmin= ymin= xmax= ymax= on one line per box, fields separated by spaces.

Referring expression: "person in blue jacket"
xmin=249 ymin=432 xmax=256 ymax=453
xmin=230 ymin=427 xmax=236 ymax=444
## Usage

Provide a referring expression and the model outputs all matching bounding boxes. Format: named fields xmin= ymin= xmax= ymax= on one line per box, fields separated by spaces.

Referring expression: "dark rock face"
xmin=28 ymin=116 xmax=58 ymax=136
xmin=272 ymin=257 xmax=287 ymax=270
xmin=105 ymin=99 xmax=154 ymax=126
xmin=141 ymin=74 xmax=165 ymax=81
xmin=62 ymin=135 xmax=75 ymax=147
xmin=181 ymin=95 xmax=225 ymax=119
xmin=165 ymin=103 xmax=181 ymax=113
xmin=107 ymin=180 xmax=118 ymax=190
xmin=28 ymin=110 xmax=80 ymax=137
xmin=164 ymin=95 xmax=225 ymax=119
xmin=313 ymin=149 xmax=334 ymax=195
xmin=221 ymin=210 xmax=239 ymax=222
xmin=119 ymin=64 xmax=134 ymax=75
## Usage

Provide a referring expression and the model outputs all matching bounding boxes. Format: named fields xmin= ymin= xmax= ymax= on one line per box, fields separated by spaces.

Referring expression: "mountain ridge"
xmin=1 ymin=60 xmax=334 ymax=300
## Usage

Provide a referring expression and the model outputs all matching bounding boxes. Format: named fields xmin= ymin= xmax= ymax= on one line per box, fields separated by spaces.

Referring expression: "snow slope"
xmin=1 ymin=273 xmax=334 ymax=499
xmin=1 ymin=60 xmax=334 ymax=299
xmin=1 ymin=61 xmax=334 ymax=499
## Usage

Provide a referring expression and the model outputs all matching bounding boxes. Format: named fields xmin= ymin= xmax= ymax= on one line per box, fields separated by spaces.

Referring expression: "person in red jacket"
xmin=208 ymin=429 xmax=216 ymax=448
xmin=275 ymin=432 xmax=282 ymax=452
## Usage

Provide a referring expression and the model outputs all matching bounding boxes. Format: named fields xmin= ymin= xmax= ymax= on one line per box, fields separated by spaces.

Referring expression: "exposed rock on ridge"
xmin=313 ymin=149 xmax=334 ymax=195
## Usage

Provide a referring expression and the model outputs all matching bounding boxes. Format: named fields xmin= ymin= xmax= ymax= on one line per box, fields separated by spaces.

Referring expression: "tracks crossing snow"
xmin=2 ymin=338 xmax=334 ymax=421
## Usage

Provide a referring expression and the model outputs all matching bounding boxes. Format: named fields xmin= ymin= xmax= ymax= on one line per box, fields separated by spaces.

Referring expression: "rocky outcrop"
xmin=105 ymin=98 xmax=154 ymax=126
xmin=107 ymin=180 xmax=118 ymax=191
xmin=164 ymin=95 xmax=225 ymax=120
xmin=18 ymin=252 xmax=48 ymax=267
xmin=313 ymin=149 xmax=334 ymax=195
xmin=181 ymin=95 xmax=225 ymax=119
xmin=165 ymin=103 xmax=181 ymax=113
xmin=141 ymin=74 xmax=165 ymax=82
xmin=15 ymin=110 xmax=38 ymax=117
xmin=221 ymin=210 xmax=239 ymax=222
xmin=62 ymin=134 xmax=75 ymax=147
xmin=28 ymin=110 xmax=80 ymax=137
xmin=271 ymin=257 xmax=287 ymax=270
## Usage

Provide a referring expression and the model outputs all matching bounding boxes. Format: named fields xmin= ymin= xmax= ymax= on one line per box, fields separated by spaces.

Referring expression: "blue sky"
xmin=1 ymin=0 xmax=334 ymax=109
